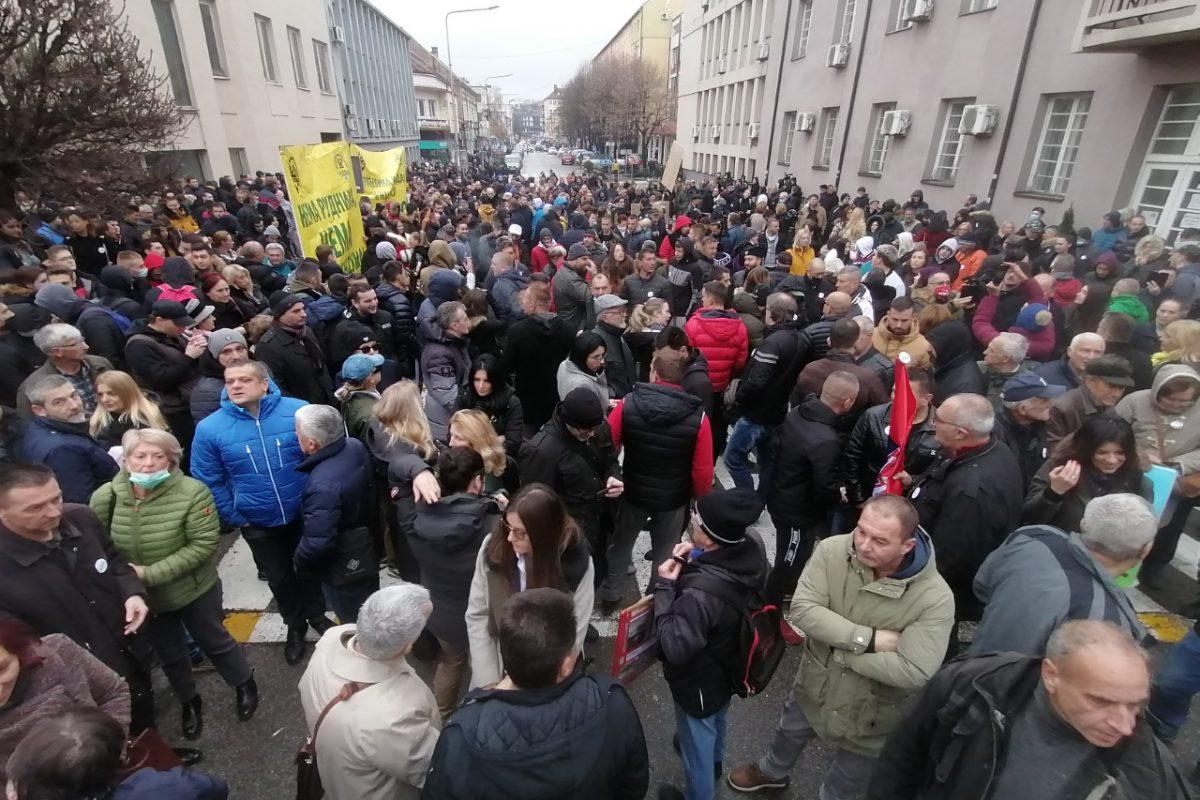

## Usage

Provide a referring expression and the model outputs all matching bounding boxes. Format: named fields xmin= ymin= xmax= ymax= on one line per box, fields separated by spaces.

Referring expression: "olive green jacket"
xmin=90 ymin=471 xmax=220 ymax=613
xmin=789 ymin=532 xmax=955 ymax=757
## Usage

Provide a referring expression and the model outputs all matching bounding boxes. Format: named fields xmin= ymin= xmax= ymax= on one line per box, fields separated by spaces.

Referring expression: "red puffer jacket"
xmin=685 ymin=308 xmax=749 ymax=392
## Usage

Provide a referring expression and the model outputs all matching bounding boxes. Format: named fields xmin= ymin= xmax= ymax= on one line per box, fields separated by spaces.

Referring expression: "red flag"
xmin=874 ymin=355 xmax=917 ymax=496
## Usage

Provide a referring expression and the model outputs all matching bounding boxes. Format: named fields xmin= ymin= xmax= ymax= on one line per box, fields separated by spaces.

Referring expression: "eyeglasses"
xmin=502 ymin=519 xmax=529 ymax=540
xmin=358 ymin=344 xmax=379 ymax=354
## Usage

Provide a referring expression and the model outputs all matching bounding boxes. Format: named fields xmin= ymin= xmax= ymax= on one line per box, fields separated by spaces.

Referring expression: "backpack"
xmin=78 ymin=302 xmax=133 ymax=333
xmin=154 ymin=284 xmax=199 ymax=304
xmin=678 ymin=571 xmax=785 ymax=698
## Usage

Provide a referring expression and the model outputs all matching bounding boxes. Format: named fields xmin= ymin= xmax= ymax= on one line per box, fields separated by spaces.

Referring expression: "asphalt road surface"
xmin=521 ymin=149 xmax=579 ymax=179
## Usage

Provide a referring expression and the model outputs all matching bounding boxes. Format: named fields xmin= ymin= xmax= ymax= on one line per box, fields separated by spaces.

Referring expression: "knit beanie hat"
xmin=207 ymin=328 xmax=247 ymax=358
xmin=560 ymin=387 xmax=604 ymax=429
xmin=1015 ymin=303 xmax=1052 ymax=333
xmin=695 ymin=488 xmax=764 ymax=546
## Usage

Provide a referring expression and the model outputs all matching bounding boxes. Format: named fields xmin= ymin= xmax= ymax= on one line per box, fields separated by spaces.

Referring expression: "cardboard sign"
xmin=610 ymin=595 xmax=657 ymax=685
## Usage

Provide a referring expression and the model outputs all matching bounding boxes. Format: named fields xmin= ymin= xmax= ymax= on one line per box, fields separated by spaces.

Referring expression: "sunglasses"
xmin=358 ymin=344 xmax=379 ymax=354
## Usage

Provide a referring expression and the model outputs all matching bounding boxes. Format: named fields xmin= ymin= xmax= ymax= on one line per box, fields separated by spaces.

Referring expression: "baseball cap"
xmin=342 ymin=352 xmax=385 ymax=382
xmin=1000 ymin=373 xmax=1066 ymax=403
xmin=150 ymin=300 xmax=196 ymax=328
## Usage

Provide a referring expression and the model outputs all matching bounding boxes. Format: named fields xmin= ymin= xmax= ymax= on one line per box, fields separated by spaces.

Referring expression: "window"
xmin=928 ymin=99 xmax=972 ymax=182
xmin=863 ymin=102 xmax=896 ymax=175
xmin=815 ymin=107 xmax=839 ymax=168
xmin=779 ymin=111 xmax=797 ymax=165
xmin=287 ymin=27 xmax=307 ymax=88
xmin=888 ymin=0 xmax=913 ymax=31
xmin=197 ymin=0 xmax=227 ymax=77
xmin=255 ymin=15 xmax=278 ymax=83
xmin=228 ymin=147 xmax=249 ymax=177
xmin=150 ymin=0 xmax=191 ymax=106
xmin=961 ymin=0 xmax=997 ymax=11
xmin=313 ymin=40 xmax=333 ymax=94
xmin=1027 ymin=94 xmax=1092 ymax=195
xmin=1150 ymin=84 xmax=1200 ymax=156
xmin=834 ymin=0 xmax=857 ymax=45
xmin=792 ymin=0 xmax=813 ymax=58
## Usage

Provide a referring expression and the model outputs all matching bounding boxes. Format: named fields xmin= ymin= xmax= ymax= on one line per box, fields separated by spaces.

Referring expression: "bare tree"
xmin=558 ymin=54 xmax=671 ymax=160
xmin=0 ymin=0 xmax=185 ymax=209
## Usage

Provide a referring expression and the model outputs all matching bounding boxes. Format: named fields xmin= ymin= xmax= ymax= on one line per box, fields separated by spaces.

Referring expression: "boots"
xmin=236 ymin=675 xmax=259 ymax=721
xmin=181 ymin=695 xmax=203 ymax=740
xmin=284 ymin=624 xmax=308 ymax=665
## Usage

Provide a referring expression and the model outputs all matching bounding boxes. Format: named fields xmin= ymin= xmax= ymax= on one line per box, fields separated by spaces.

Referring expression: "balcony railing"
xmin=1079 ymin=0 xmax=1200 ymax=51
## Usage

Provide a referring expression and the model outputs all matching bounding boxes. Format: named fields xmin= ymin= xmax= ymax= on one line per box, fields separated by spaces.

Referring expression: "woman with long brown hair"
xmin=465 ymin=483 xmax=593 ymax=687
xmin=600 ymin=241 xmax=635 ymax=293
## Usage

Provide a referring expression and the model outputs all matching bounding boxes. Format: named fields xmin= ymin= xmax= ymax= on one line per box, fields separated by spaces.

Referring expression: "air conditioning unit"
xmin=881 ymin=109 xmax=912 ymax=136
xmin=331 ymin=25 xmax=345 ymax=44
xmin=797 ymin=113 xmax=816 ymax=133
xmin=691 ymin=125 xmax=700 ymax=140
xmin=717 ymin=56 xmax=728 ymax=74
xmin=346 ymin=116 xmax=358 ymax=132
xmin=902 ymin=0 xmax=934 ymax=22
xmin=757 ymin=42 xmax=770 ymax=61
xmin=342 ymin=103 xmax=356 ymax=118
xmin=826 ymin=43 xmax=850 ymax=68
xmin=711 ymin=124 xmax=722 ymax=140
xmin=958 ymin=103 xmax=999 ymax=136
xmin=748 ymin=122 xmax=760 ymax=140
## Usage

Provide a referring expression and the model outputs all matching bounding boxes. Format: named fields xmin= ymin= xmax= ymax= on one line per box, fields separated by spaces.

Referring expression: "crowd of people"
xmin=0 ymin=160 xmax=1199 ymax=799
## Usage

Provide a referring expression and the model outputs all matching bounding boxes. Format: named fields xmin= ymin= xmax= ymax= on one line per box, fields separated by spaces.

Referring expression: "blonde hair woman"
xmin=366 ymin=380 xmax=438 ymax=581
xmin=90 ymin=428 xmax=257 ymax=740
xmin=221 ymin=263 xmax=267 ymax=315
xmin=843 ymin=207 xmax=866 ymax=243
xmin=89 ymin=371 xmax=168 ymax=449
xmin=625 ymin=298 xmax=671 ymax=381
xmin=449 ymin=409 xmax=514 ymax=496
xmin=1153 ymin=319 xmax=1200 ymax=370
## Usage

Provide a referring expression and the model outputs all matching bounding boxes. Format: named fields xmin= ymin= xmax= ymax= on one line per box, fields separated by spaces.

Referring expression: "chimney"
xmin=431 ymin=46 xmax=439 ymax=59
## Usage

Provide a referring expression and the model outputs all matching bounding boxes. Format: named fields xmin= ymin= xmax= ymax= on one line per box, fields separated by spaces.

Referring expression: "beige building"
xmin=544 ymin=86 xmax=564 ymax=140
xmin=596 ymin=0 xmax=676 ymax=70
xmin=408 ymin=40 xmax=481 ymax=167
xmin=127 ymin=0 xmax=344 ymax=179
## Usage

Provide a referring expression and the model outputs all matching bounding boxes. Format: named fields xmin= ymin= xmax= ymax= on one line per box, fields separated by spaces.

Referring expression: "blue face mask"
xmin=129 ymin=469 xmax=171 ymax=489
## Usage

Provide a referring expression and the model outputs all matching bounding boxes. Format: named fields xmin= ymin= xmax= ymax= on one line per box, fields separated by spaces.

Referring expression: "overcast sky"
xmin=376 ymin=0 xmax=646 ymax=101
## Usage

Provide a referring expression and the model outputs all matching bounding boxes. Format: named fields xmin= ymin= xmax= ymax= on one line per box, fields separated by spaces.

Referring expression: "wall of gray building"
xmin=761 ymin=0 xmax=1200 ymax=226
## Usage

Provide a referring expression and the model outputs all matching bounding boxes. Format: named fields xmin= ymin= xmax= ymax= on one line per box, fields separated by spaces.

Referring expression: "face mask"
xmin=129 ymin=469 xmax=171 ymax=489
xmin=135 ymin=267 xmax=149 ymax=278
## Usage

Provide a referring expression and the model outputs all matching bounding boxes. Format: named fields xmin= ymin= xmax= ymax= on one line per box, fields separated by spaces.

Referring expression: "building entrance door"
xmin=1133 ymin=85 xmax=1200 ymax=245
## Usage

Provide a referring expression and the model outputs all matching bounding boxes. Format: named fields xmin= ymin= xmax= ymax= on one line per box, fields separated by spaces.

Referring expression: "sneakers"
xmin=728 ymin=764 xmax=790 ymax=793
xmin=780 ymin=618 xmax=805 ymax=647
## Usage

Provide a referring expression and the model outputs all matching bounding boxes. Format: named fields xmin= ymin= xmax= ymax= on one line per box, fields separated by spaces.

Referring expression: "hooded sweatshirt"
xmin=1115 ymin=364 xmax=1200 ymax=473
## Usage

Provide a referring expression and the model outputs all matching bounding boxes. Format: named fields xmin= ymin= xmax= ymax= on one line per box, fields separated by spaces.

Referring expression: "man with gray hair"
xmin=969 ymin=493 xmax=1154 ymax=656
xmin=298 ymin=583 xmax=440 ymax=800
xmin=910 ymin=393 xmax=1023 ymax=638
xmin=869 ymin=620 xmax=1191 ymax=800
xmin=18 ymin=375 xmax=118 ymax=503
xmin=977 ymin=330 xmax=1032 ymax=409
xmin=1035 ymin=331 xmax=1105 ymax=389
xmin=293 ymin=404 xmax=378 ymax=624
xmin=16 ymin=322 xmax=111 ymax=417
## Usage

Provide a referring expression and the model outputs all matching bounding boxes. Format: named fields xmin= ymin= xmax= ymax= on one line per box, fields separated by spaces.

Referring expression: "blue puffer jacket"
xmin=189 ymin=383 xmax=307 ymax=528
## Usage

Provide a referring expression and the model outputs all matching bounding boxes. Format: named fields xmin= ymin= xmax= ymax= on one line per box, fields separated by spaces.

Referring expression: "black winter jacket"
xmin=594 ymin=320 xmax=638 ymax=399
xmin=654 ymin=534 xmax=768 ymax=717
xmin=769 ymin=397 xmax=845 ymax=526
xmin=841 ymin=403 xmax=940 ymax=504
xmin=802 ymin=313 xmax=850 ymax=363
xmin=734 ymin=322 xmax=807 ymax=425
xmin=123 ymin=322 xmax=199 ymax=414
xmin=867 ymin=653 xmax=1192 ymax=800
xmin=422 ymin=669 xmax=649 ymax=800
xmin=520 ymin=408 xmax=620 ymax=540
xmin=293 ymin=437 xmax=375 ymax=586
xmin=375 ymin=282 xmax=417 ymax=366
xmin=992 ymin=406 xmax=1052 ymax=490
xmin=254 ymin=323 xmax=335 ymax=405
xmin=909 ymin=437 xmax=1023 ymax=619
xmin=499 ymin=313 xmax=576 ymax=432
xmin=619 ymin=382 xmax=704 ymax=511
xmin=71 ymin=303 xmax=129 ymax=369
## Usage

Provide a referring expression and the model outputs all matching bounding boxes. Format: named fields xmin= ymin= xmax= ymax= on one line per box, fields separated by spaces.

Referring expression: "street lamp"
xmin=444 ymin=5 xmax=499 ymax=165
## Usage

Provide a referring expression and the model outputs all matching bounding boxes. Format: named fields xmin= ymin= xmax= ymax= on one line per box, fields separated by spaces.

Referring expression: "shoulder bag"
xmin=295 ymin=681 xmax=374 ymax=800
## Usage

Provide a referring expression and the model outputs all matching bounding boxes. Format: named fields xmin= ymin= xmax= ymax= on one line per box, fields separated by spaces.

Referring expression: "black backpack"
xmin=680 ymin=572 xmax=785 ymax=698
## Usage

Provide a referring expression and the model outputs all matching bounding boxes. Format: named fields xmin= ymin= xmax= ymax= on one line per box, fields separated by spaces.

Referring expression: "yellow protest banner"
xmin=355 ymin=145 xmax=408 ymax=208
xmin=279 ymin=142 xmax=365 ymax=272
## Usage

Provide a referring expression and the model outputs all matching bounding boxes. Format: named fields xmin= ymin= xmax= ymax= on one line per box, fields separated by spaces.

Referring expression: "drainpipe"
xmin=834 ymin=0 xmax=875 ymax=189
xmin=987 ymin=0 xmax=1045 ymax=206
xmin=764 ymin=0 xmax=796 ymax=180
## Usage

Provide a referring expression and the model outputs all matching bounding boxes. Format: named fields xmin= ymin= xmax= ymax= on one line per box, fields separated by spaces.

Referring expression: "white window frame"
xmin=287 ymin=26 xmax=307 ymax=89
xmin=792 ymin=0 xmax=813 ymax=58
xmin=888 ymin=0 xmax=913 ymax=32
xmin=928 ymin=98 xmax=973 ymax=182
xmin=780 ymin=111 xmax=797 ymax=165
xmin=834 ymin=0 xmax=858 ymax=45
xmin=1150 ymin=84 xmax=1200 ymax=158
xmin=255 ymin=14 xmax=279 ymax=84
xmin=1026 ymin=93 xmax=1092 ymax=196
xmin=197 ymin=0 xmax=227 ymax=78
xmin=150 ymin=0 xmax=192 ymax=106
xmin=313 ymin=40 xmax=333 ymax=94
xmin=863 ymin=102 xmax=895 ymax=175
xmin=961 ymin=0 xmax=997 ymax=12
xmin=816 ymin=107 xmax=839 ymax=168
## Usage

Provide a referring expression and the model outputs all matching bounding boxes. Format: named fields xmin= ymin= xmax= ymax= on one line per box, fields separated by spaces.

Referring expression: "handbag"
xmin=296 ymin=682 xmax=374 ymax=800
xmin=1153 ymin=413 xmax=1200 ymax=497
xmin=117 ymin=728 xmax=184 ymax=780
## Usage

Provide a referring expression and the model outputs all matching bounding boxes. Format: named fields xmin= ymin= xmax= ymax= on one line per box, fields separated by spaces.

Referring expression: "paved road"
xmin=521 ymin=149 xmax=579 ymax=178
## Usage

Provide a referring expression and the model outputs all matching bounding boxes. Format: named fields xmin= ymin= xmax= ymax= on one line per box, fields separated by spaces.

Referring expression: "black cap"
xmin=560 ymin=387 xmax=604 ymax=429
xmin=567 ymin=243 xmax=590 ymax=261
xmin=271 ymin=292 xmax=307 ymax=317
xmin=149 ymin=300 xmax=196 ymax=327
xmin=1084 ymin=354 xmax=1135 ymax=388
xmin=695 ymin=488 xmax=764 ymax=546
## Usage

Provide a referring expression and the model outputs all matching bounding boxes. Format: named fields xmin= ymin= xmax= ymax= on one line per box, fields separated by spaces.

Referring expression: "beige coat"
xmin=298 ymin=626 xmax=440 ymax=800
xmin=1115 ymin=364 xmax=1200 ymax=475
xmin=871 ymin=326 xmax=933 ymax=370
xmin=465 ymin=534 xmax=595 ymax=688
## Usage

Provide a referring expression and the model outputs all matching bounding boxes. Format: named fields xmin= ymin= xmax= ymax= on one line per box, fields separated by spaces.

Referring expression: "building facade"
xmin=751 ymin=0 xmax=1200 ymax=238
xmin=325 ymin=0 xmax=421 ymax=165
xmin=544 ymin=86 xmax=564 ymax=140
xmin=512 ymin=101 xmax=545 ymax=138
xmin=128 ymin=0 xmax=344 ymax=179
xmin=408 ymin=41 xmax=480 ymax=167
xmin=673 ymin=0 xmax=778 ymax=182
xmin=596 ymin=0 xmax=676 ymax=70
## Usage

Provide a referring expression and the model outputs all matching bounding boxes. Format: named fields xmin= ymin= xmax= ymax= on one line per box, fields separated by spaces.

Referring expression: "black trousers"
xmin=1145 ymin=495 xmax=1200 ymax=575
xmin=242 ymin=521 xmax=326 ymax=628
xmin=145 ymin=582 xmax=253 ymax=703
xmin=765 ymin=515 xmax=821 ymax=607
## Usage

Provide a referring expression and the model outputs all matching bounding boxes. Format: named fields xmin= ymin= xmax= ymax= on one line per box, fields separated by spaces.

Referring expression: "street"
xmin=520 ymin=149 xmax=580 ymax=178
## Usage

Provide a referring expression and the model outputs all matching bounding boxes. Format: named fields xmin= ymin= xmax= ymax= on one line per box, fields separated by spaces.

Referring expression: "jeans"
xmin=243 ymin=521 xmax=326 ymax=628
xmin=600 ymin=500 xmax=687 ymax=603
xmin=723 ymin=418 xmax=777 ymax=494
xmin=759 ymin=689 xmax=876 ymax=800
xmin=674 ymin=702 xmax=728 ymax=800
xmin=322 ymin=577 xmax=379 ymax=625
xmin=145 ymin=582 xmax=254 ymax=703
xmin=1148 ymin=630 xmax=1200 ymax=740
